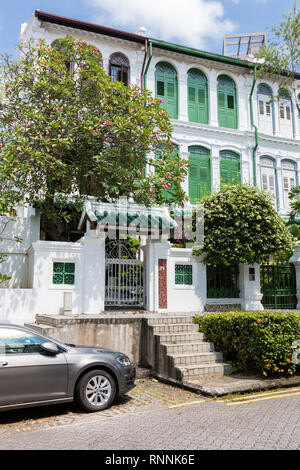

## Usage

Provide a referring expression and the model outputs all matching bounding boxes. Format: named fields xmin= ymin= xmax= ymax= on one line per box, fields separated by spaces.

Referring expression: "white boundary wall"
xmin=0 ymin=212 xmax=40 ymax=288
xmin=0 ymin=232 xmax=106 ymax=325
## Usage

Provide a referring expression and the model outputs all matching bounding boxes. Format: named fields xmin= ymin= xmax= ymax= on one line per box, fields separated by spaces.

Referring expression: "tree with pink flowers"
xmin=0 ymin=36 xmax=188 ymax=240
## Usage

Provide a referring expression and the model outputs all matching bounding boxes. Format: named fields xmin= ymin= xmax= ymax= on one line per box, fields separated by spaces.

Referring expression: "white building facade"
xmin=0 ymin=10 xmax=299 ymax=324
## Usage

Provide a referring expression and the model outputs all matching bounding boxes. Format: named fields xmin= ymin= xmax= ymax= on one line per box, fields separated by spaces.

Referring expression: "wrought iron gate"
xmin=260 ymin=262 xmax=297 ymax=309
xmin=105 ymin=239 xmax=144 ymax=308
xmin=207 ymin=265 xmax=240 ymax=298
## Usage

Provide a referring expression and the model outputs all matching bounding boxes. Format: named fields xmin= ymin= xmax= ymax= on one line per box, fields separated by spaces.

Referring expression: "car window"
xmin=0 ymin=328 xmax=46 ymax=355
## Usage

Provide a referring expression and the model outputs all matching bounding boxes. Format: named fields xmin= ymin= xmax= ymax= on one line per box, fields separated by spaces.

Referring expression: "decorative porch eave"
xmin=78 ymin=200 xmax=178 ymax=236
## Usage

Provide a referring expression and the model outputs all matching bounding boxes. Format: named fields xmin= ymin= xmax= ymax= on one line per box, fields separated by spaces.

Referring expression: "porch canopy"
xmin=78 ymin=199 xmax=177 ymax=237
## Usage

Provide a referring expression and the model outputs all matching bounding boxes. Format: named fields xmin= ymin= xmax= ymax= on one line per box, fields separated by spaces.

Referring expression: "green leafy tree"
xmin=287 ymin=185 xmax=300 ymax=239
xmin=257 ymin=1 xmax=300 ymax=115
xmin=192 ymin=184 xmax=294 ymax=266
xmin=0 ymin=36 xmax=188 ymax=240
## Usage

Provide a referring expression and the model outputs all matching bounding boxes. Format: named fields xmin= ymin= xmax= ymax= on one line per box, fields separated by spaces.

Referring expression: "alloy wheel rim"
xmin=86 ymin=375 xmax=112 ymax=406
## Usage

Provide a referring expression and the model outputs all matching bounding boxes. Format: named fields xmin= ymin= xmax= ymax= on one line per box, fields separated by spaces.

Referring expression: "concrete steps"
xmin=151 ymin=323 xmax=200 ymax=334
xmin=172 ymin=351 xmax=223 ymax=367
xmin=177 ymin=363 xmax=232 ymax=380
xmin=24 ymin=322 xmax=57 ymax=336
xmin=146 ymin=316 xmax=232 ymax=381
xmin=162 ymin=342 xmax=215 ymax=354
xmin=157 ymin=332 xmax=205 ymax=343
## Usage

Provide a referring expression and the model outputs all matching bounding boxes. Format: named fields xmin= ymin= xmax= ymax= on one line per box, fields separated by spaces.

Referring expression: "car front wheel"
xmin=75 ymin=369 xmax=116 ymax=412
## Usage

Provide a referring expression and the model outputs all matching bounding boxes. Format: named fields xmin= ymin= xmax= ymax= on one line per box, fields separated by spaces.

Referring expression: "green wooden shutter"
xmin=188 ymin=69 xmax=208 ymax=124
xmin=188 ymin=86 xmax=197 ymax=122
xmin=189 ymin=147 xmax=211 ymax=203
xmin=155 ymin=62 xmax=178 ymax=119
xmin=217 ymin=76 xmax=237 ymax=129
xmin=220 ymin=151 xmax=240 ymax=187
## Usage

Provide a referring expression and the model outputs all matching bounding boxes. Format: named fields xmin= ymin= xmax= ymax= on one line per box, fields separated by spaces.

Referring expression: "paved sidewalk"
xmin=154 ymin=372 xmax=300 ymax=396
xmin=0 ymin=379 xmax=205 ymax=437
xmin=0 ymin=388 xmax=299 ymax=450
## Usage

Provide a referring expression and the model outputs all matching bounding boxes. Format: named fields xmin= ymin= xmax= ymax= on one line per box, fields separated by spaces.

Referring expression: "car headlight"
xmin=116 ymin=354 xmax=131 ymax=367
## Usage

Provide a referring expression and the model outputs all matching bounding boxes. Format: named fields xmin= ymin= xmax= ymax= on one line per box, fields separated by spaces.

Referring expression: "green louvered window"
xmin=155 ymin=145 xmax=179 ymax=203
xmin=175 ymin=265 xmax=193 ymax=285
xmin=220 ymin=150 xmax=241 ymax=187
xmin=189 ymin=146 xmax=211 ymax=203
xmin=188 ymin=69 xmax=208 ymax=124
xmin=217 ymin=75 xmax=237 ymax=129
xmin=155 ymin=62 xmax=178 ymax=119
xmin=53 ymin=262 xmax=75 ymax=285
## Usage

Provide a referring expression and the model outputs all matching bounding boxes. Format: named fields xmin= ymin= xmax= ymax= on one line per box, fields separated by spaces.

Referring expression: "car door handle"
xmin=0 ymin=362 xmax=8 ymax=367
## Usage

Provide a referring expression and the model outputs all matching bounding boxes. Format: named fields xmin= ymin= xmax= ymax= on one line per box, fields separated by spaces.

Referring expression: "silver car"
xmin=0 ymin=323 xmax=135 ymax=412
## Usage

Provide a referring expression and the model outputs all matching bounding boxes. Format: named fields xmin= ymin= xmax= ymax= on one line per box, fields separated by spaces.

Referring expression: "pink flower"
xmin=93 ymin=129 xmax=100 ymax=134
xmin=57 ymin=107 xmax=62 ymax=112
xmin=103 ymin=120 xmax=111 ymax=127
xmin=45 ymin=136 xmax=50 ymax=140
xmin=41 ymin=109 xmax=45 ymax=113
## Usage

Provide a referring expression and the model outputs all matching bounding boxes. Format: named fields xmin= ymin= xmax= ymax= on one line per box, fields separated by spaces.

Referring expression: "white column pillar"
xmin=178 ymin=66 xmax=188 ymax=122
xmin=211 ymin=148 xmax=220 ymax=192
xmin=274 ymin=94 xmax=281 ymax=137
xmin=241 ymin=148 xmax=250 ymax=184
xmin=237 ymin=76 xmax=248 ymax=131
xmin=290 ymin=243 xmax=300 ymax=310
xmin=292 ymin=97 xmax=300 ymax=139
xmin=239 ymin=263 xmax=263 ymax=311
xmin=81 ymin=231 xmax=105 ymax=314
xmin=276 ymin=162 xmax=284 ymax=213
xmin=208 ymin=70 xmax=219 ymax=127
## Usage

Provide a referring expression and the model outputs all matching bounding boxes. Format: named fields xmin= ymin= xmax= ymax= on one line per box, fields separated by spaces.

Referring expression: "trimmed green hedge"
xmin=193 ymin=312 xmax=300 ymax=377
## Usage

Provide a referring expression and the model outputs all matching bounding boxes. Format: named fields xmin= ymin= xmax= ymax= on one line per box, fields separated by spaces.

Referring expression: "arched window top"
xmin=189 ymin=146 xmax=210 ymax=157
xmin=257 ymin=83 xmax=273 ymax=96
xmin=220 ymin=150 xmax=240 ymax=161
xmin=188 ymin=69 xmax=207 ymax=84
xmin=217 ymin=75 xmax=236 ymax=91
xmin=155 ymin=62 xmax=177 ymax=77
xmin=260 ymin=156 xmax=275 ymax=167
xmin=282 ymin=159 xmax=296 ymax=170
xmin=110 ymin=52 xmax=129 ymax=67
xmin=109 ymin=52 xmax=130 ymax=86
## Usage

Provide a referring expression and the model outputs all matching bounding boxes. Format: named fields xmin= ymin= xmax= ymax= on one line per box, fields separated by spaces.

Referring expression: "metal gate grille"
xmin=207 ymin=265 xmax=239 ymax=298
xmin=260 ymin=262 xmax=297 ymax=309
xmin=105 ymin=240 xmax=144 ymax=308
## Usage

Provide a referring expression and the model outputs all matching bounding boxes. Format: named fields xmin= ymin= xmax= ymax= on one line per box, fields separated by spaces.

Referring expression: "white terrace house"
xmin=19 ymin=11 xmax=300 ymax=215
xmin=1 ymin=10 xmax=300 ymax=326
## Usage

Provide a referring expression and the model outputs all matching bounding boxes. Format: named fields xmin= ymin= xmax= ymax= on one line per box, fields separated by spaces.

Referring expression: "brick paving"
xmin=0 ymin=379 xmax=299 ymax=450
xmin=0 ymin=379 xmax=204 ymax=437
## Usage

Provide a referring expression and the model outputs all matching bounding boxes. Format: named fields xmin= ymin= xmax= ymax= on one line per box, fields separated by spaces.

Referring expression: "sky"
xmin=0 ymin=0 xmax=296 ymax=57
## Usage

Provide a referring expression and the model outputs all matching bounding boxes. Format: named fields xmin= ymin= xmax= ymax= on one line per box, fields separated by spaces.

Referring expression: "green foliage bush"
xmin=193 ymin=311 xmax=300 ymax=377
xmin=192 ymin=184 xmax=294 ymax=266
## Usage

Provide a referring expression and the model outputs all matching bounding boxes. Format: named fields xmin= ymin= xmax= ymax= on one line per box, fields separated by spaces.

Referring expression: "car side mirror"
xmin=40 ymin=342 xmax=60 ymax=355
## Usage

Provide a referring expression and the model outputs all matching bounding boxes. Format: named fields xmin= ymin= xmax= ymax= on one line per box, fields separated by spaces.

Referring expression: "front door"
xmin=0 ymin=327 xmax=68 ymax=406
